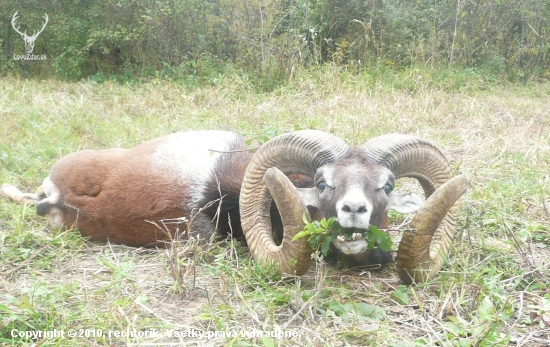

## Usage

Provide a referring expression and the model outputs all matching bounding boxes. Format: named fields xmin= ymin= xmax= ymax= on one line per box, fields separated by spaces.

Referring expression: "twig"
xmin=282 ymin=295 xmax=316 ymax=330
xmin=541 ymin=186 xmax=549 ymax=219
xmin=227 ymin=213 xmax=239 ymax=271
xmin=313 ymin=252 xmax=326 ymax=316
xmin=208 ymin=147 xmax=259 ymax=154
xmin=233 ymin=276 xmax=262 ymax=325
xmin=501 ymin=262 xmax=550 ymax=284
xmin=506 ymin=291 xmax=524 ymax=336
xmin=502 ymin=221 xmax=544 ymax=281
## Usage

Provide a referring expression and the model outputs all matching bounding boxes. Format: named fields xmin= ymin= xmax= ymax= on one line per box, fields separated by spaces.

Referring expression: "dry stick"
xmin=134 ymin=299 xmax=173 ymax=326
xmin=541 ymin=186 xmax=550 ymax=219
xmin=503 ymin=221 xmax=544 ymax=281
xmin=208 ymin=146 xmax=259 ymax=154
xmin=517 ymin=330 xmax=539 ymax=347
xmin=233 ymin=277 xmax=262 ymax=325
xmin=423 ymin=316 xmax=448 ymax=346
xmin=212 ymin=174 xmax=224 ymax=240
xmin=212 ymin=174 xmax=240 ymax=270
xmin=501 ymin=262 xmax=550 ymax=284
xmin=393 ymin=319 xmax=434 ymax=335
xmin=148 ymin=198 xmax=220 ymax=296
xmin=282 ymin=295 xmax=316 ymax=330
xmin=227 ymin=213 xmax=239 ymax=271
xmin=297 ymin=326 xmax=329 ymax=346
xmin=147 ymin=219 xmax=186 ymax=294
xmin=312 ymin=253 xmax=326 ymax=318
xmin=506 ymin=291 xmax=524 ymax=337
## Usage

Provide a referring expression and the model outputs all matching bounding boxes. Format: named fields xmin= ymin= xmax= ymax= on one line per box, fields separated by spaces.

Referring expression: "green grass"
xmin=1 ymin=70 xmax=549 ymax=346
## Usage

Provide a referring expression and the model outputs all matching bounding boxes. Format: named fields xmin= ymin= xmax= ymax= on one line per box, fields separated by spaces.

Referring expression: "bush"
xmin=1 ymin=0 xmax=548 ymax=84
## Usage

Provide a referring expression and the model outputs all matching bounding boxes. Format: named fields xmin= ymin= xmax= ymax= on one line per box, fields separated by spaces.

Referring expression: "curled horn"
xmin=240 ymin=131 xmax=348 ymax=275
xmin=362 ymin=134 xmax=468 ymax=284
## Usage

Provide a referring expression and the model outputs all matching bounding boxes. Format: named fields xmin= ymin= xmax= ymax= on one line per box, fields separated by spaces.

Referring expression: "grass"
xmin=0 ymin=68 xmax=549 ymax=346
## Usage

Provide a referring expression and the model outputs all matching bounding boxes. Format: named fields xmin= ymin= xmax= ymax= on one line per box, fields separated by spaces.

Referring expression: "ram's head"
xmin=240 ymin=131 xmax=468 ymax=284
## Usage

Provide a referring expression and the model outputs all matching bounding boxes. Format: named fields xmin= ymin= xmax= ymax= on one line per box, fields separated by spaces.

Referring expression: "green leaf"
xmin=302 ymin=213 xmax=309 ymax=225
xmin=321 ymin=234 xmax=334 ymax=256
xmin=443 ymin=320 xmax=464 ymax=336
xmin=261 ymin=336 xmax=275 ymax=347
xmin=390 ymin=287 xmax=410 ymax=305
xmin=478 ymin=296 xmax=495 ymax=322
xmin=197 ymin=313 xmax=211 ymax=320
xmin=368 ymin=225 xmax=393 ymax=251
xmin=310 ymin=234 xmax=321 ymax=249
xmin=292 ymin=229 xmax=311 ymax=241
xmin=354 ymin=302 xmax=385 ymax=320
xmin=377 ymin=237 xmax=393 ymax=252
xmin=326 ymin=300 xmax=346 ymax=316
xmin=413 ymin=338 xmax=429 ymax=346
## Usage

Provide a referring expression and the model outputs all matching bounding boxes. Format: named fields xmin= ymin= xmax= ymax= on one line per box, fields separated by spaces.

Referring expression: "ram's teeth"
xmin=337 ymin=235 xmax=346 ymax=243
xmin=352 ymin=233 xmax=362 ymax=241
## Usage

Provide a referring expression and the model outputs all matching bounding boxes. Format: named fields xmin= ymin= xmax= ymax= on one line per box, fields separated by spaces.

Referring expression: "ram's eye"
xmin=384 ymin=184 xmax=393 ymax=195
xmin=318 ymin=181 xmax=327 ymax=192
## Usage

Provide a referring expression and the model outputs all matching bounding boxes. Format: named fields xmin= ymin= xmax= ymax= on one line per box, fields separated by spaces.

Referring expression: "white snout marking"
xmin=336 ymin=187 xmax=372 ymax=228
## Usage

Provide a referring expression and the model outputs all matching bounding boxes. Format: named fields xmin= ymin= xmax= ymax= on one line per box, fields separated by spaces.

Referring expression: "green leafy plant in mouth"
xmin=292 ymin=215 xmax=393 ymax=257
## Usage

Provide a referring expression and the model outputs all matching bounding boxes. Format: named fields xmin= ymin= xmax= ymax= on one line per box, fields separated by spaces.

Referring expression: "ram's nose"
xmin=341 ymin=201 xmax=368 ymax=214
xmin=337 ymin=196 xmax=372 ymax=229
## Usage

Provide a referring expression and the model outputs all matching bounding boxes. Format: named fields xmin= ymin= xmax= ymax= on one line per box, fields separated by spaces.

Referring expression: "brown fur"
xmin=2 ymin=132 xmax=390 ymax=253
xmin=3 ymin=131 xmax=314 ymax=247
xmin=47 ymin=136 xmax=190 ymax=246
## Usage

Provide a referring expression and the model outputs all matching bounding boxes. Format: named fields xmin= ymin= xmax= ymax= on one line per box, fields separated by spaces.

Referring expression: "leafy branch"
xmin=292 ymin=215 xmax=392 ymax=257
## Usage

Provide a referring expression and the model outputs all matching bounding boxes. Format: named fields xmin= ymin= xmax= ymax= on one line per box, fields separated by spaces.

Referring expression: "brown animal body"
xmin=3 ymin=131 xmax=252 ymax=246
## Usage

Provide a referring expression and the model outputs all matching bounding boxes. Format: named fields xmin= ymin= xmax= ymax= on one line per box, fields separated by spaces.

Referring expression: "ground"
xmin=0 ymin=72 xmax=549 ymax=346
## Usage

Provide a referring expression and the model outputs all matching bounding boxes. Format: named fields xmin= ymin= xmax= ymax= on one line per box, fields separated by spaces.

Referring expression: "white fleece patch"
xmin=42 ymin=176 xmax=60 ymax=201
xmin=41 ymin=176 xmax=65 ymax=227
xmin=386 ymin=192 xmax=423 ymax=213
xmin=152 ymin=131 xmax=241 ymax=210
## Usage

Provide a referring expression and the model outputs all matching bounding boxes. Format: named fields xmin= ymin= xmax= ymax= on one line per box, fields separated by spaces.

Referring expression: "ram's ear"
xmin=296 ymin=187 xmax=324 ymax=221
xmin=297 ymin=187 xmax=319 ymax=209
xmin=387 ymin=192 xmax=423 ymax=214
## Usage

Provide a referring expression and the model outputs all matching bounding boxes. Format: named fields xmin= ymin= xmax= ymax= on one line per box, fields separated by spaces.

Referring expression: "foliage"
xmin=292 ymin=215 xmax=393 ymax=257
xmin=1 ymin=0 xmax=549 ymax=84
xmin=320 ymin=300 xmax=385 ymax=322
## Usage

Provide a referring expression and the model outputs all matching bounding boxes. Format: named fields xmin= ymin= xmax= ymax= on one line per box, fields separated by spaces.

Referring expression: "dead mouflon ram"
xmin=1 ymin=130 xmax=468 ymax=284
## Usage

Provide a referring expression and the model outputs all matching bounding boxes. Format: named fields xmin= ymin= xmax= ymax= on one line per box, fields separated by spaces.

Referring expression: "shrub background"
xmin=1 ymin=0 xmax=549 ymax=86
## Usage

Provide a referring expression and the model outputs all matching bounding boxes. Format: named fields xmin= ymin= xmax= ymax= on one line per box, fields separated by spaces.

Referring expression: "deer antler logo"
xmin=11 ymin=11 xmax=49 ymax=55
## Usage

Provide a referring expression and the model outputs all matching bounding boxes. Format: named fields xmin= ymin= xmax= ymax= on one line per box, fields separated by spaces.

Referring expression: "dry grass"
xmin=1 ymin=71 xmax=549 ymax=346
